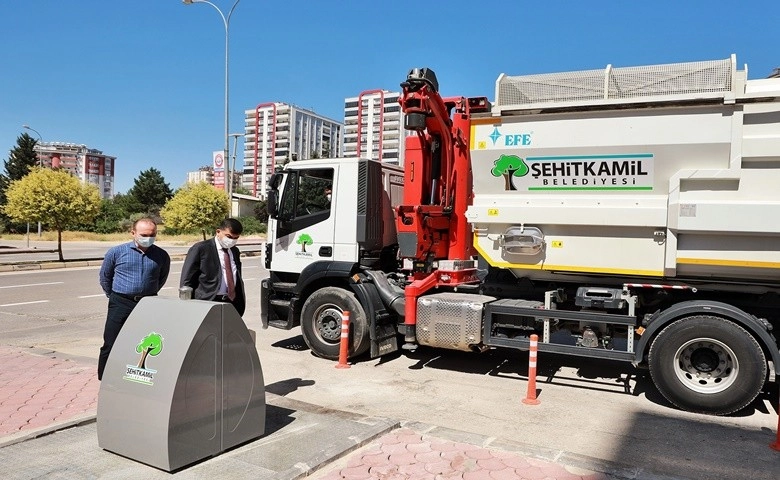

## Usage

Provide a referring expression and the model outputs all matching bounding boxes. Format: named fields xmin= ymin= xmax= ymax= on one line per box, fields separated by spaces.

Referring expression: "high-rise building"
xmin=343 ymin=90 xmax=407 ymax=165
xmin=33 ymin=142 xmax=115 ymax=199
xmin=243 ymin=102 xmax=343 ymax=198
xmin=186 ymin=166 xmax=214 ymax=185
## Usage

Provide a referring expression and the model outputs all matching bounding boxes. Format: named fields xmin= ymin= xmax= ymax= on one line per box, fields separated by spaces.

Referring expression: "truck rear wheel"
xmin=300 ymin=287 xmax=370 ymax=360
xmin=648 ymin=315 xmax=767 ymax=415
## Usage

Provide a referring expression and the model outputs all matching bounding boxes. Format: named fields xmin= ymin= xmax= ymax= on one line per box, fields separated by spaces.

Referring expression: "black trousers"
xmin=97 ymin=293 xmax=139 ymax=380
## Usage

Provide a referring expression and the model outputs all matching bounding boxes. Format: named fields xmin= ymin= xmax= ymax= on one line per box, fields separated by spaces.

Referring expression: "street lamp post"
xmin=226 ymin=132 xmax=244 ymax=217
xmin=229 ymin=132 xmax=244 ymax=192
xmin=182 ymin=0 xmax=241 ymax=199
xmin=22 ymin=124 xmax=43 ymax=239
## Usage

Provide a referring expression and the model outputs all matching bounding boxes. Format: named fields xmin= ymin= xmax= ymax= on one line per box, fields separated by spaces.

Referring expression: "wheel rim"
xmin=312 ymin=304 xmax=343 ymax=345
xmin=673 ymin=337 xmax=738 ymax=394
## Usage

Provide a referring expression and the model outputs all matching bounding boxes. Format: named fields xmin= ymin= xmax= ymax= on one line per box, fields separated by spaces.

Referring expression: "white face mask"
xmin=136 ymin=236 xmax=155 ymax=248
xmin=326 ymin=194 xmax=332 ymax=202
xmin=219 ymin=236 xmax=238 ymax=249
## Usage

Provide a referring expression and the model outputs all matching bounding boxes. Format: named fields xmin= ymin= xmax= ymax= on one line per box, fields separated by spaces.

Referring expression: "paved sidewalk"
xmin=0 ymin=346 xmax=668 ymax=479
xmin=311 ymin=426 xmax=627 ymax=480
xmin=0 ymin=346 xmax=99 ymax=447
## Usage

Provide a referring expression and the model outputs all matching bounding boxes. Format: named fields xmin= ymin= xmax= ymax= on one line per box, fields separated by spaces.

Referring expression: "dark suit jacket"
xmin=180 ymin=238 xmax=246 ymax=315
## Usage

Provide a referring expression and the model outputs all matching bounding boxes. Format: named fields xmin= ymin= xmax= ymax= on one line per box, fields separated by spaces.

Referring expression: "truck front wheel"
xmin=648 ymin=315 xmax=767 ymax=415
xmin=300 ymin=287 xmax=370 ymax=360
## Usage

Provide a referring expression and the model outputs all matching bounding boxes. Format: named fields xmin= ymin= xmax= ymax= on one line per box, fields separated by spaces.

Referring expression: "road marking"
xmin=0 ymin=281 xmax=64 ymax=289
xmin=244 ymin=277 xmax=257 ymax=281
xmin=1 ymin=300 xmax=50 ymax=307
xmin=78 ymin=294 xmax=106 ymax=298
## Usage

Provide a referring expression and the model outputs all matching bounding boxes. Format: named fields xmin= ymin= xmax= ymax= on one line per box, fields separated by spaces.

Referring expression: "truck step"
xmin=271 ymin=282 xmax=296 ymax=293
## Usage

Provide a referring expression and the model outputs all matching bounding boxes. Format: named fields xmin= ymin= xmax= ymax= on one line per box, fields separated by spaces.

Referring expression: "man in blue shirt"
xmin=97 ymin=218 xmax=170 ymax=380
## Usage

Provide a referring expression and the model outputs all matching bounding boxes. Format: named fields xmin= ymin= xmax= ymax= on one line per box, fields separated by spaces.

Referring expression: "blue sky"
xmin=2 ymin=1 xmax=778 ymax=194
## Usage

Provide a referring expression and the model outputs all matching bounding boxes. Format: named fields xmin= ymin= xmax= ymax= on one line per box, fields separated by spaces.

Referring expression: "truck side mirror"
xmin=267 ymin=189 xmax=279 ymax=218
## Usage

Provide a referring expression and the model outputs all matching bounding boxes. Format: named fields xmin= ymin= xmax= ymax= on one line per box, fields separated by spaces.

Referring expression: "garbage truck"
xmin=261 ymin=55 xmax=780 ymax=415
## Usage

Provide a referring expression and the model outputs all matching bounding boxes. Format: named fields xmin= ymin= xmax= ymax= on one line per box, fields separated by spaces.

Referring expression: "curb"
xmin=0 ymin=414 xmax=96 ymax=449
xmin=271 ymin=394 xmax=400 ymax=480
xmin=0 ymin=251 xmax=263 ymax=272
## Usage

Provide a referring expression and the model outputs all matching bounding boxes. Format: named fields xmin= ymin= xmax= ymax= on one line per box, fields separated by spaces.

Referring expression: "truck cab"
xmin=262 ymin=158 xmax=404 ymax=356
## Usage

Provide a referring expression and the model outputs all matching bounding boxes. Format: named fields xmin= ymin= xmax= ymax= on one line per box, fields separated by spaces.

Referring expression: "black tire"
xmin=300 ymin=287 xmax=370 ymax=360
xmin=648 ymin=315 xmax=767 ymax=415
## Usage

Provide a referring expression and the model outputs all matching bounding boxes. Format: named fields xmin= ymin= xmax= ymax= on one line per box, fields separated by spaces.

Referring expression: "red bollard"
xmin=335 ymin=311 xmax=351 ymax=369
xmin=771 ymin=395 xmax=780 ymax=451
xmin=522 ymin=334 xmax=540 ymax=405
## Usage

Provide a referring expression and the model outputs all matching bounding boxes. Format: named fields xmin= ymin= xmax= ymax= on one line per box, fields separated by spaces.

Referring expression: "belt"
xmin=114 ymin=292 xmax=156 ymax=302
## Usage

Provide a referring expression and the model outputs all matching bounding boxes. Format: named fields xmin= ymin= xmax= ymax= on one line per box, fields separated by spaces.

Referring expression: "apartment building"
xmin=34 ymin=142 xmax=115 ymax=199
xmin=342 ymin=90 xmax=407 ymax=165
xmin=186 ymin=166 xmax=214 ymax=185
xmin=243 ymin=102 xmax=343 ymax=198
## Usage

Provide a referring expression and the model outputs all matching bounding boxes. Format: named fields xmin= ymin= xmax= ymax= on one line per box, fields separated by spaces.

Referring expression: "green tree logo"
xmin=490 ymin=155 xmax=529 ymax=191
xmin=297 ymin=233 xmax=313 ymax=252
xmin=136 ymin=332 xmax=163 ymax=369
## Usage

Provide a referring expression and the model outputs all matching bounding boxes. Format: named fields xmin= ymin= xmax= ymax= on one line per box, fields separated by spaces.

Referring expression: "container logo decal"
xmin=491 ymin=154 xmax=653 ymax=191
xmin=478 ymin=127 xmax=532 ymax=150
xmin=124 ymin=332 xmax=163 ymax=386
xmin=295 ymin=233 xmax=314 ymax=257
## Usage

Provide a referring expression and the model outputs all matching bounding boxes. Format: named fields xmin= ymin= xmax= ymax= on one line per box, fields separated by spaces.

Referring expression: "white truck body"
xmin=468 ymin=56 xmax=780 ymax=285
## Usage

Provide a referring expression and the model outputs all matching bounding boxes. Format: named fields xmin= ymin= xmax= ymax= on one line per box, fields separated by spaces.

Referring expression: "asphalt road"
xmin=0 ymin=260 xmax=778 ymax=479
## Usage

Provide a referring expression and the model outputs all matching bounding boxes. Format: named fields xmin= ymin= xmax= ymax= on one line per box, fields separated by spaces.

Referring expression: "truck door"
xmin=269 ymin=167 xmax=335 ymax=274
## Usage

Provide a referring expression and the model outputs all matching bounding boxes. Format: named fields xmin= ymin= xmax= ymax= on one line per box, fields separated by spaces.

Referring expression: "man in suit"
xmin=180 ymin=218 xmax=246 ymax=315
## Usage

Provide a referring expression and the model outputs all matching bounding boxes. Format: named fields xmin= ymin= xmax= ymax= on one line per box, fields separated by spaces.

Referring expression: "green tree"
xmin=112 ymin=192 xmax=143 ymax=217
xmin=160 ymin=182 xmax=228 ymax=240
xmin=0 ymin=133 xmax=40 ymax=231
xmin=297 ymin=233 xmax=313 ymax=252
xmin=93 ymin=198 xmax=129 ymax=233
xmin=136 ymin=332 xmax=163 ymax=369
xmin=127 ymin=168 xmax=173 ymax=216
xmin=4 ymin=168 xmax=101 ymax=261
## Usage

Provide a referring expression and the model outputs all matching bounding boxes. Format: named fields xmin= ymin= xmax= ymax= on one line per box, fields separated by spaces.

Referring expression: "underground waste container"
xmin=97 ymin=296 xmax=265 ymax=471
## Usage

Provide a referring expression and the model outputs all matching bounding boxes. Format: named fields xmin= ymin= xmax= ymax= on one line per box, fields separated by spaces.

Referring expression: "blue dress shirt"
xmin=99 ymin=241 xmax=170 ymax=297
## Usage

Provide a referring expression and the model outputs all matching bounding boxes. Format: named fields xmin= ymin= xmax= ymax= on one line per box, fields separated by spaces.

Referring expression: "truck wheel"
xmin=300 ymin=287 xmax=370 ymax=360
xmin=648 ymin=315 xmax=767 ymax=415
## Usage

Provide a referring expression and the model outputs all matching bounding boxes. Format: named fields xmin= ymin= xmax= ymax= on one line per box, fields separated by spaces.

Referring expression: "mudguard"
xmin=635 ymin=300 xmax=780 ymax=375
xmin=349 ymin=273 xmax=399 ymax=358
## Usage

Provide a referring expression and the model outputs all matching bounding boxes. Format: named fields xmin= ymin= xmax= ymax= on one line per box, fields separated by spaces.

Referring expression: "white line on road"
xmin=78 ymin=294 xmax=106 ymax=298
xmin=0 ymin=281 xmax=64 ymax=289
xmin=1 ymin=300 xmax=50 ymax=307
